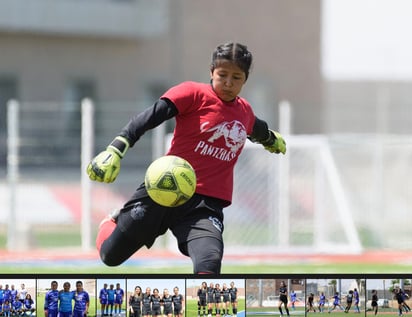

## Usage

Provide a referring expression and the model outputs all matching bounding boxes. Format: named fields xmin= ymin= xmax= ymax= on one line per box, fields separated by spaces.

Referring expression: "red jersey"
xmin=162 ymin=81 xmax=256 ymax=205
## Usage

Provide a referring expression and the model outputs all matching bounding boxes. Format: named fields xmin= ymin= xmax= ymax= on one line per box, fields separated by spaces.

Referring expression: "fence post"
xmin=81 ymin=98 xmax=94 ymax=251
xmin=7 ymin=99 xmax=19 ymax=251
xmin=277 ymin=100 xmax=291 ymax=247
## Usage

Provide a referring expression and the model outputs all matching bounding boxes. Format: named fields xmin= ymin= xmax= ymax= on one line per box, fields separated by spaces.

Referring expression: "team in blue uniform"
xmin=328 ymin=292 xmax=344 ymax=313
xmin=44 ymin=281 xmax=59 ymax=317
xmin=114 ymin=283 xmax=125 ymax=316
xmin=59 ymin=282 xmax=75 ymax=317
xmin=99 ymin=284 xmax=109 ymax=317
xmin=107 ymin=285 xmax=116 ymax=316
xmin=318 ymin=292 xmax=326 ymax=313
xmin=73 ymin=281 xmax=90 ymax=317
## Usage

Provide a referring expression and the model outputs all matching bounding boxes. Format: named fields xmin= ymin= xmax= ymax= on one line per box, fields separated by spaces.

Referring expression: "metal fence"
xmin=1 ymin=100 xmax=412 ymax=253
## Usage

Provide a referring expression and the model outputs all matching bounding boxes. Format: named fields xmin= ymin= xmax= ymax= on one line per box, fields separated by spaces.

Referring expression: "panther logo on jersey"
xmin=205 ymin=120 xmax=247 ymax=153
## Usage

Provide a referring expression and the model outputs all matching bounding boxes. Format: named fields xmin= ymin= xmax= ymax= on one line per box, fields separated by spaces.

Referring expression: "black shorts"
xmin=174 ymin=306 xmax=182 ymax=315
xmin=117 ymin=183 xmax=225 ymax=255
xmin=152 ymin=307 xmax=161 ymax=316
xmin=199 ymin=299 xmax=207 ymax=306
xmin=163 ymin=307 xmax=173 ymax=315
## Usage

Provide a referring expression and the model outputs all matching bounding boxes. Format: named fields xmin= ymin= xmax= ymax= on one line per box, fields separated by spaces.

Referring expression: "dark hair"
xmin=211 ymin=42 xmax=253 ymax=80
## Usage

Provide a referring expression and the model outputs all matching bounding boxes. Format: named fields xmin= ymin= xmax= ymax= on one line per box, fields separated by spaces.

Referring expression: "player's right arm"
xmin=44 ymin=294 xmax=49 ymax=317
xmin=87 ymin=98 xmax=178 ymax=183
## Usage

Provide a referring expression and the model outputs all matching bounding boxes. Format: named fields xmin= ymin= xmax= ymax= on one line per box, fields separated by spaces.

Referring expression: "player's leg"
xmin=185 ymin=235 xmax=223 ymax=274
xmin=98 ymin=185 xmax=169 ymax=266
xmin=284 ymin=301 xmax=290 ymax=316
xmin=172 ymin=197 xmax=225 ymax=274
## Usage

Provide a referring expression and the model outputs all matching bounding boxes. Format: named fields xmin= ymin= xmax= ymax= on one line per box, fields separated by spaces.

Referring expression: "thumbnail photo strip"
xmin=0 ymin=276 xmax=410 ymax=317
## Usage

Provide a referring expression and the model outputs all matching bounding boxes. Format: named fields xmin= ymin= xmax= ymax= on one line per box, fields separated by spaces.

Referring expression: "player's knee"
xmin=98 ymin=228 xmax=135 ymax=267
xmin=192 ymin=247 xmax=223 ymax=274
xmin=99 ymin=247 xmax=124 ymax=267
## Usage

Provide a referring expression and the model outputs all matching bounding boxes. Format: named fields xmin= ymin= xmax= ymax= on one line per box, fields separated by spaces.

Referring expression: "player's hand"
xmin=87 ymin=136 xmax=129 ymax=183
xmin=262 ymin=130 xmax=286 ymax=154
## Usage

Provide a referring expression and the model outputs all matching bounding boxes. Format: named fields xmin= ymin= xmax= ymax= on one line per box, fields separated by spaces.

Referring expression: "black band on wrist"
xmin=110 ymin=138 xmax=127 ymax=153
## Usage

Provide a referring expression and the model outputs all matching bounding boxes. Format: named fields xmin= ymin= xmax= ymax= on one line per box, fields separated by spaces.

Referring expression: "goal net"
xmin=223 ymin=135 xmax=363 ymax=255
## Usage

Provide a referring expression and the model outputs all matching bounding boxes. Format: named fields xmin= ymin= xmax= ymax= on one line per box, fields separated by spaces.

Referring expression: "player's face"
xmin=64 ymin=283 xmax=70 ymax=291
xmin=211 ymin=61 xmax=246 ymax=102
xmin=51 ymin=282 xmax=58 ymax=290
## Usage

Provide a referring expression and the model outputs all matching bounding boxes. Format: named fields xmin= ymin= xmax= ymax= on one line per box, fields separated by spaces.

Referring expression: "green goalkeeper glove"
xmin=262 ymin=130 xmax=286 ymax=154
xmin=87 ymin=136 xmax=130 ymax=183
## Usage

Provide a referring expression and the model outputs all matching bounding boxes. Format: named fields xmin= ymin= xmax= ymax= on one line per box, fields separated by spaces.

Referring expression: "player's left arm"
xmin=248 ymin=116 xmax=286 ymax=154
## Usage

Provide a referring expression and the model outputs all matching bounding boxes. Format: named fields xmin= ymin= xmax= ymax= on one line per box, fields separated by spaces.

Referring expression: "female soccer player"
xmin=318 ymin=292 xmax=326 ymax=313
xmin=107 ymin=284 xmax=115 ymax=316
xmin=229 ymin=281 xmax=238 ymax=317
xmin=290 ymin=290 xmax=297 ymax=311
xmin=353 ymin=288 xmax=360 ymax=313
xmin=278 ymin=281 xmax=290 ymax=316
xmin=59 ymin=282 xmax=74 ymax=317
xmin=128 ymin=286 xmax=142 ymax=317
xmin=221 ymin=283 xmax=231 ymax=317
xmin=89 ymin=42 xmax=286 ymax=274
xmin=172 ymin=287 xmax=184 ymax=317
xmin=99 ymin=283 xmax=109 ymax=317
xmin=141 ymin=287 xmax=152 ymax=317
xmin=371 ymin=290 xmax=378 ymax=316
xmin=151 ymin=289 xmax=162 ymax=317
xmin=344 ymin=290 xmax=353 ymax=313
xmin=23 ymin=294 xmax=35 ymax=316
xmin=306 ymin=293 xmax=316 ymax=313
xmin=328 ymin=292 xmax=343 ymax=313
xmin=73 ymin=281 xmax=89 ymax=317
xmin=161 ymin=289 xmax=173 ymax=317
xmin=207 ymin=283 xmax=215 ymax=317
xmin=44 ymin=281 xmax=59 ymax=317
xmin=114 ymin=283 xmax=124 ymax=316
xmin=197 ymin=282 xmax=208 ymax=317
xmin=214 ymin=284 xmax=222 ymax=317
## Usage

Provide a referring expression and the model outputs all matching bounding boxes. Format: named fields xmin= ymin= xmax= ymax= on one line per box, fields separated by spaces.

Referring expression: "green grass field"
xmin=1 ymin=261 xmax=412 ymax=274
xmin=186 ymin=298 xmax=246 ymax=317
xmin=1 ymin=225 xmax=412 ymax=274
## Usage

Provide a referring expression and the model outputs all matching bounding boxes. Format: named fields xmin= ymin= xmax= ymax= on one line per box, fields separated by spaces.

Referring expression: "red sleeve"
xmin=161 ymin=81 xmax=199 ymax=114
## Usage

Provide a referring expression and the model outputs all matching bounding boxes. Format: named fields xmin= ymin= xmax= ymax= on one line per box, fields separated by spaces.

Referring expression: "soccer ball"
xmin=144 ymin=155 xmax=197 ymax=207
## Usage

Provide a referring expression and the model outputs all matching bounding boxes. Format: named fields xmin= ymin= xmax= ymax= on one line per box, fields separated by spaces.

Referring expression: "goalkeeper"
xmin=87 ymin=42 xmax=286 ymax=274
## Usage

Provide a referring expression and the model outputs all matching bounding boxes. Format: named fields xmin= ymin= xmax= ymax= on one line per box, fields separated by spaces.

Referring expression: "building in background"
xmin=0 ymin=0 xmax=323 ymax=170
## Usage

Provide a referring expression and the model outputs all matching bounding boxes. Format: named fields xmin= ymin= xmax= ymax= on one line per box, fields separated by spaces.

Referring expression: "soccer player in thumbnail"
xmin=99 ymin=283 xmax=109 ymax=317
xmin=172 ymin=287 xmax=184 ymax=317
xmin=229 ymin=282 xmax=238 ymax=317
xmin=278 ymin=281 xmax=290 ymax=316
xmin=129 ymin=286 xmax=142 ymax=317
xmin=197 ymin=282 xmax=208 ymax=317
xmin=73 ymin=281 xmax=89 ymax=317
xmin=114 ymin=283 xmax=125 ymax=316
xmin=59 ymin=282 xmax=74 ymax=317
xmin=44 ymin=281 xmax=59 ymax=317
